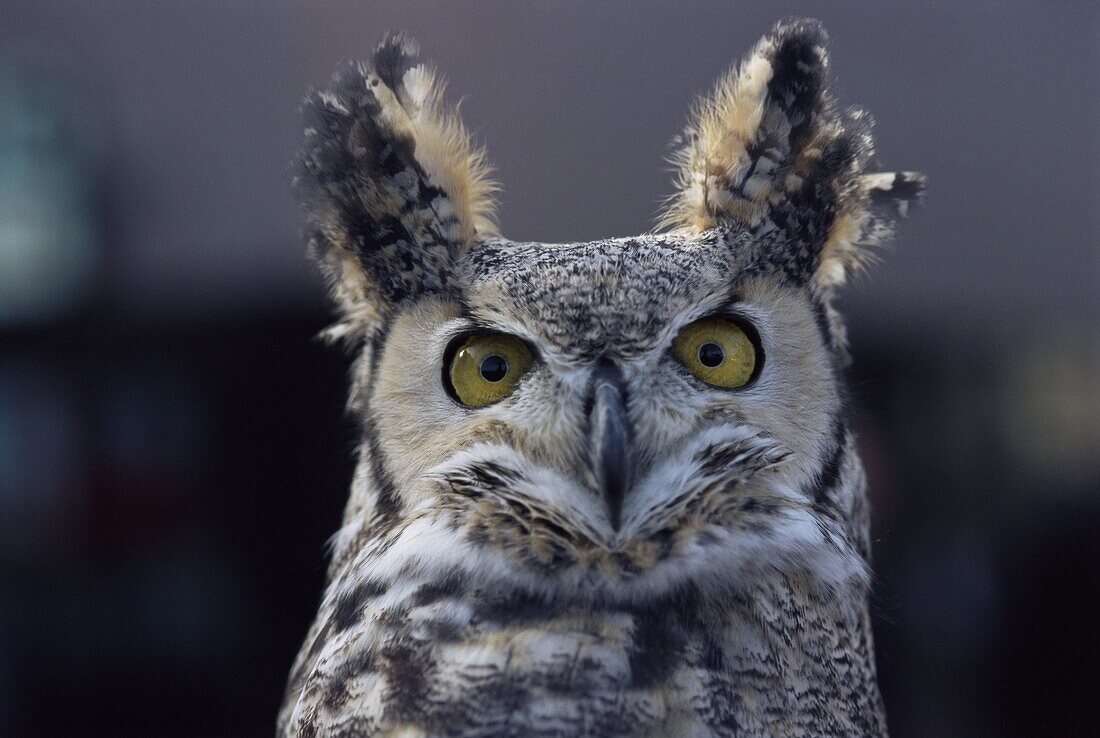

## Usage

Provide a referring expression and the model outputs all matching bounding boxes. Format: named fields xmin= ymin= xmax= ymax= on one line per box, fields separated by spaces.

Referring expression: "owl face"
xmin=298 ymin=24 xmax=922 ymax=604
xmin=364 ymin=234 xmax=850 ymax=597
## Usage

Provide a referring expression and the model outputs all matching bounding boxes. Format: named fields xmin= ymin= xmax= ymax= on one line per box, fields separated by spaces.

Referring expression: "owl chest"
xmin=291 ymin=589 xmax=884 ymax=738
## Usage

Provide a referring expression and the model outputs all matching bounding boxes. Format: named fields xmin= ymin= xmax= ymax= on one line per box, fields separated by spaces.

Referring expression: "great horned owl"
xmin=279 ymin=18 xmax=923 ymax=738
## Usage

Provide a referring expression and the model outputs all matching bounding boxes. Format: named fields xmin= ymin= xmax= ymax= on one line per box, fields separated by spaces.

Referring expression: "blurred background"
xmin=0 ymin=1 xmax=1096 ymax=736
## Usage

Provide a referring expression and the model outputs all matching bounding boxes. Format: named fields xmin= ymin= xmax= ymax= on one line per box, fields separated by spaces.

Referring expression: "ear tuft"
xmin=297 ymin=34 xmax=499 ymax=334
xmin=658 ymin=19 xmax=923 ymax=291
xmin=658 ymin=19 xmax=836 ymax=234
xmin=866 ymin=171 xmax=927 ymax=220
xmin=814 ymin=170 xmax=928 ymax=290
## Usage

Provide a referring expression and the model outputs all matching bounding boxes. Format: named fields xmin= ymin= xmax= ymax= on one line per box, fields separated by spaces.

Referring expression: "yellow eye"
xmin=671 ymin=317 xmax=760 ymax=389
xmin=446 ymin=333 xmax=534 ymax=407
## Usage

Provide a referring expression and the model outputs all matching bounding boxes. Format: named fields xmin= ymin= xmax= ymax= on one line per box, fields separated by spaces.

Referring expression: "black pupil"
xmin=698 ymin=342 xmax=724 ymax=368
xmin=479 ymin=355 xmax=509 ymax=382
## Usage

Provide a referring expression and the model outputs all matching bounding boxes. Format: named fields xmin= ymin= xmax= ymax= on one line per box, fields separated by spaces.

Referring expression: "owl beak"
xmin=589 ymin=360 xmax=633 ymax=531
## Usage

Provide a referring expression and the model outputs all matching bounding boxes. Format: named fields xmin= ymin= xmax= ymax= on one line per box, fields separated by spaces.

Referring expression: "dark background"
xmin=1 ymin=2 xmax=1097 ymax=736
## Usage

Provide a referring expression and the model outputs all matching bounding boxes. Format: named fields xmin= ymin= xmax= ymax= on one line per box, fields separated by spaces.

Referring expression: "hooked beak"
xmin=588 ymin=360 xmax=633 ymax=531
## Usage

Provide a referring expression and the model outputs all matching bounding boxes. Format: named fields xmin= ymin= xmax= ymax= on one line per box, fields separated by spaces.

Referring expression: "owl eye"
xmin=671 ymin=317 xmax=761 ymax=389
xmin=444 ymin=333 xmax=534 ymax=407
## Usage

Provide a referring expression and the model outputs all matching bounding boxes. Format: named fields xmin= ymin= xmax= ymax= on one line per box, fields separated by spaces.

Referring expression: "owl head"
xmin=299 ymin=20 xmax=923 ymax=605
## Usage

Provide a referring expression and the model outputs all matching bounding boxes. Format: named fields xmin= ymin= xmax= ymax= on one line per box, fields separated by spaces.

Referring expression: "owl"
xmin=279 ymin=19 xmax=923 ymax=738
